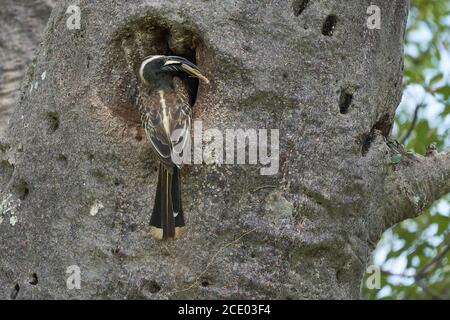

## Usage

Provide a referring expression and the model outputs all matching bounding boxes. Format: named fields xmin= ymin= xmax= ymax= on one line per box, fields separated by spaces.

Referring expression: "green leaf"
xmin=435 ymin=85 xmax=450 ymax=97
xmin=429 ymin=73 xmax=443 ymax=86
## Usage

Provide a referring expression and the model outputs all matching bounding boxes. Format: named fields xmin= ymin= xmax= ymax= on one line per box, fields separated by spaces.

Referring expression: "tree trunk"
xmin=0 ymin=0 xmax=56 ymax=137
xmin=1 ymin=0 xmax=449 ymax=299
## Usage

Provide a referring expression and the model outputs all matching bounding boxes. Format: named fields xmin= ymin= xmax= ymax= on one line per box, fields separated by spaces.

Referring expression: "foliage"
xmin=363 ymin=0 xmax=450 ymax=300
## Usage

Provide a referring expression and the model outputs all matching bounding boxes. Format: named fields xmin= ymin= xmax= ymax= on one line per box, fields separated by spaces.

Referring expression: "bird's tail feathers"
xmin=150 ymin=163 xmax=185 ymax=240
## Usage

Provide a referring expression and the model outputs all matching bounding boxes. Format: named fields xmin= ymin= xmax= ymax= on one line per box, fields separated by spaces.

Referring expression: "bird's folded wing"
xmin=170 ymin=77 xmax=192 ymax=155
xmin=141 ymin=77 xmax=192 ymax=164
xmin=142 ymin=106 xmax=172 ymax=161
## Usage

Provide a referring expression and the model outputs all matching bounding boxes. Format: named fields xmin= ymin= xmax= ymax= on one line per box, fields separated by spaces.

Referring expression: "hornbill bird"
xmin=138 ymin=55 xmax=209 ymax=240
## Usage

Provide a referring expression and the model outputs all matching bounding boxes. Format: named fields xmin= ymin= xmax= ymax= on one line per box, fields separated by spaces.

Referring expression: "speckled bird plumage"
xmin=137 ymin=55 xmax=208 ymax=240
xmin=139 ymin=77 xmax=192 ymax=168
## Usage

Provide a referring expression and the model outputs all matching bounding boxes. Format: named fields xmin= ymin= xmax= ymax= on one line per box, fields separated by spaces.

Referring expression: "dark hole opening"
xmin=293 ymin=0 xmax=310 ymax=17
xmin=46 ymin=111 xmax=60 ymax=133
xmin=360 ymin=114 xmax=393 ymax=156
xmin=147 ymin=280 xmax=162 ymax=293
xmin=361 ymin=130 xmax=375 ymax=156
xmin=14 ymin=179 xmax=30 ymax=200
xmin=29 ymin=273 xmax=39 ymax=285
xmin=162 ymin=30 xmax=200 ymax=106
xmin=201 ymin=280 xmax=210 ymax=287
xmin=339 ymin=90 xmax=353 ymax=114
xmin=322 ymin=15 xmax=338 ymax=36
xmin=373 ymin=113 xmax=392 ymax=137
xmin=10 ymin=284 xmax=20 ymax=300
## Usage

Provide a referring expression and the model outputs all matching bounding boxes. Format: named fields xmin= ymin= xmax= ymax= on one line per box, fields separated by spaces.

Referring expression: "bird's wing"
xmin=141 ymin=102 xmax=172 ymax=162
xmin=170 ymin=77 xmax=192 ymax=156
xmin=140 ymin=77 xmax=192 ymax=165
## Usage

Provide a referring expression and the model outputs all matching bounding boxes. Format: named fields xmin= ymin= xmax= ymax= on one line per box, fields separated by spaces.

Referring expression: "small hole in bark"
xmin=293 ymin=0 xmax=310 ymax=16
xmin=14 ymin=179 xmax=30 ymax=200
xmin=200 ymin=277 xmax=212 ymax=287
xmin=339 ymin=90 xmax=353 ymax=114
xmin=29 ymin=273 xmax=39 ymax=285
xmin=336 ymin=269 xmax=342 ymax=281
xmin=56 ymin=154 xmax=68 ymax=167
xmin=10 ymin=284 xmax=20 ymax=299
xmin=322 ymin=15 xmax=337 ymax=36
xmin=46 ymin=112 xmax=60 ymax=133
xmin=146 ymin=280 xmax=161 ymax=293
xmin=361 ymin=131 xmax=375 ymax=156
xmin=282 ymin=72 xmax=289 ymax=79
xmin=201 ymin=280 xmax=210 ymax=287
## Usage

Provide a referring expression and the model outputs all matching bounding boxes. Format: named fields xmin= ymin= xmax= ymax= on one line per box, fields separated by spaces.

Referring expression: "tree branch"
xmin=400 ymin=103 xmax=424 ymax=145
xmin=380 ymin=243 xmax=449 ymax=300
xmin=415 ymin=243 xmax=450 ymax=280
xmin=386 ymin=149 xmax=450 ymax=223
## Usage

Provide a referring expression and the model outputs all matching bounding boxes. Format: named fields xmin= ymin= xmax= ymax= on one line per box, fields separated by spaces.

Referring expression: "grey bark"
xmin=1 ymin=0 xmax=448 ymax=299
xmin=0 ymin=0 xmax=56 ymax=137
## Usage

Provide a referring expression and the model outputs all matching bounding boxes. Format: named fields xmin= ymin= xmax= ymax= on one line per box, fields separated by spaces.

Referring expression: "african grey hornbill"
xmin=138 ymin=55 xmax=209 ymax=240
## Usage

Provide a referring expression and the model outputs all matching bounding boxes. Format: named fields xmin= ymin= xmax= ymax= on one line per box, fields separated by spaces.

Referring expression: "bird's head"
xmin=139 ymin=55 xmax=209 ymax=88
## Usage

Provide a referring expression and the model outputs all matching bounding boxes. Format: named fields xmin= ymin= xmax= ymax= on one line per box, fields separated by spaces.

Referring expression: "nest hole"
xmin=105 ymin=20 xmax=205 ymax=129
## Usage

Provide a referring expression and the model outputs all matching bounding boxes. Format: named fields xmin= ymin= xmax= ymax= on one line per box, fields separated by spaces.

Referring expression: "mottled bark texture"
xmin=0 ymin=0 xmax=448 ymax=299
xmin=0 ymin=0 xmax=56 ymax=137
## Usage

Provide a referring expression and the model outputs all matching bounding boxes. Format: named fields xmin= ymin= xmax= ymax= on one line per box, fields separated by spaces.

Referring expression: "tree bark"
xmin=1 ymin=0 xmax=447 ymax=299
xmin=0 ymin=0 xmax=56 ymax=137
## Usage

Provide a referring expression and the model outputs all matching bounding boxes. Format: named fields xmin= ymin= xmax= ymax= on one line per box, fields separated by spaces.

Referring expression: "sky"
xmin=393 ymin=17 xmax=450 ymax=148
